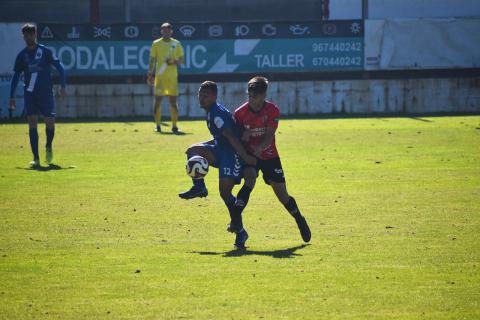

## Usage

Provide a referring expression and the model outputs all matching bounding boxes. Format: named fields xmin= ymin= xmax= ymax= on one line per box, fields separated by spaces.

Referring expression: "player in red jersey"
xmin=232 ymin=76 xmax=311 ymax=242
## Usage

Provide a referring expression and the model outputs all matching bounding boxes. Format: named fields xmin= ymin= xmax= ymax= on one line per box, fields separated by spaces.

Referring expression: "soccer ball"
xmin=186 ymin=155 xmax=209 ymax=179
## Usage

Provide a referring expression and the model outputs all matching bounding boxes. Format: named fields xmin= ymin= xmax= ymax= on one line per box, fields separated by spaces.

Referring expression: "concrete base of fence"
xmin=57 ymin=78 xmax=480 ymax=118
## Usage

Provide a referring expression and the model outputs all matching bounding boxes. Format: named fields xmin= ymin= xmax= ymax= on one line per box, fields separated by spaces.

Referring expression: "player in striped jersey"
xmin=9 ymin=23 xmax=66 ymax=167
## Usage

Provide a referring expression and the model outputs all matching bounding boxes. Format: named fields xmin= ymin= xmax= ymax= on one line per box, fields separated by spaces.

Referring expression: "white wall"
xmin=48 ymin=79 xmax=480 ymax=119
xmin=329 ymin=0 xmax=362 ymax=19
xmin=0 ymin=23 xmax=25 ymax=118
xmin=0 ymin=23 xmax=24 ymax=74
xmin=328 ymin=0 xmax=480 ymax=20
xmin=368 ymin=0 xmax=480 ymax=19
xmin=364 ymin=18 xmax=480 ymax=70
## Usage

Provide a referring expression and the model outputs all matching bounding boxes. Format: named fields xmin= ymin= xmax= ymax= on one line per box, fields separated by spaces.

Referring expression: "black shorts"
xmin=249 ymin=156 xmax=286 ymax=185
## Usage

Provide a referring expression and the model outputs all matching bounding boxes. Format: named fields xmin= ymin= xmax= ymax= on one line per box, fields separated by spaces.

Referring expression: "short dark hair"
xmin=21 ymin=23 xmax=36 ymax=34
xmin=248 ymin=76 xmax=268 ymax=94
xmin=200 ymin=81 xmax=218 ymax=95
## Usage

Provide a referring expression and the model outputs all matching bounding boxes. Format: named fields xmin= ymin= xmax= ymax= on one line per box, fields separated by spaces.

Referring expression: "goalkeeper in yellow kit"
xmin=147 ymin=22 xmax=184 ymax=133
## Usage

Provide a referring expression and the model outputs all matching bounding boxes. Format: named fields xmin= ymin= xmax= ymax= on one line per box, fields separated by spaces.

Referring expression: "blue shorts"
xmin=202 ymin=143 xmax=243 ymax=184
xmin=24 ymin=91 xmax=56 ymax=117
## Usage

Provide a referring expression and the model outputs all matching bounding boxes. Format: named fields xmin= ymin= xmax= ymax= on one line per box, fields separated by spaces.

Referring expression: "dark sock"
xmin=231 ymin=206 xmax=243 ymax=229
xmin=224 ymin=195 xmax=243 ymax=228
xmin=235 ymin=185 xmax=252 ymax=209
xmin=285 ymin=196 xmax=302 ymax=219
xmin=29 ymin=128 xmax=39 ymax=159
xmin=229 ymin=185 xmax=253 ymax=227
xmin=46 ymin=127 xmax=55 ymax=149
xmin=193 ymin=178 xmax=205 ymax=189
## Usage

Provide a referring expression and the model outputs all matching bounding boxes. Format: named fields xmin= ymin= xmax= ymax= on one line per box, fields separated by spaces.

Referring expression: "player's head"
xmin=21 ymin=23 xmax=37 ymax=46
xmin=161 ymin=22 xmax=173 ymax=40
xmin=247 ymin=76 xmax=268 ymax=110
xmin=198 ymin=81 xmax=218 ymax=109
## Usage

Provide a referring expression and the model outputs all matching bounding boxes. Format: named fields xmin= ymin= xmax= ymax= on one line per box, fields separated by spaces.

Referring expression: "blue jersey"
xmin=12 ymin=44 xmax=65 ymax=97
xmin=206 ymin=103 xmax=239 ymax=152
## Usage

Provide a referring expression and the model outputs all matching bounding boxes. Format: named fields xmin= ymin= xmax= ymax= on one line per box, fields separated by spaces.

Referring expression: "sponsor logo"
xmin=250 ymin=127 xmax=265 ymax=137
xmin=214 ymin=116 xmax=224 ymax=129
xmin=40 ymin=26 xmax=53 ymax=39
xmin=235 ymin=25 xmax=250 ymax=36
xmin=289 ymin=24 xmax=310 ymax=36
xmin=179 ymin=25 xmax=195 ymax=37
xmin=261 ymin=24 xmax=277 ymax=36
xmin=235 ymin=199 xmax=245 ymax=207
xmin=208 ymin=25 xmax=223 ymax=37
xmin=350 ymin=22 xmax=361 ymax=34
xmin=322 ymin=23 xmax=337 ymax=35
xmin=124 ymin=25 xmax=139 ymax=38
xmin=93 ymin=26 xmax=111 ymax=38
xmin=35 ymin=48 xmax=43 ymax=60
xmin=233 ymin=155 xmax=241 ymax=176
xmin=67 ymin=26 xmax=80 ymax=39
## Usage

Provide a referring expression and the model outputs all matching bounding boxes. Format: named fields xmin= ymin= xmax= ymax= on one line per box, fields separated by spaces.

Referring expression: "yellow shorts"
xmin=154 ymin=77 xmax=178 ymax=96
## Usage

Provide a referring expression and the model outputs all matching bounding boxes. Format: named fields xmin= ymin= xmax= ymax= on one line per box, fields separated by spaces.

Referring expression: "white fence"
xmin=365 ymin=18 xmax=480 ymax=70
xmin=328 ymin=0 xmax=480 ymax=19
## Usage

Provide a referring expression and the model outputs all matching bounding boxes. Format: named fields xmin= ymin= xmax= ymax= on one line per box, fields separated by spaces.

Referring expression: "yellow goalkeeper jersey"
xmin=149 ymin=38 xmax=184 ymax=96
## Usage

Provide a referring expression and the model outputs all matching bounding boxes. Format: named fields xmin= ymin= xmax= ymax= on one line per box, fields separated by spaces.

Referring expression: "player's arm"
xmin=252 ymin=127 xmax=276 ymax=157
xmin=234 ymin=110 xmax=251 ymax=143
xmin=167 ymin=43 xmax=184 ymax=65
xmin=47 ymin=49 xmax=66 ymax=97
xmin=51 ymin=61 xmax=66 ymax=88
xmin=166 ymin=53 xmax=183 ymax=66
xmin=51 ymin=60 xmax=66 ymax=97
xmin=148 ymin=56 xmax=156 ymax=75
xmin=9 ymin=54 xmax=23 ymax=110
xmin=222 ymin=128 xmax=256 ymax=166
xmin=167 ymin=55 xmax=184 ymax=65
xmin=252 ymin=107 xmax=279 ymax=156
xmin=9 ymin=72 xmax=21 ymax=111
xmin=147 ymin=44 xmax=156 ymax=85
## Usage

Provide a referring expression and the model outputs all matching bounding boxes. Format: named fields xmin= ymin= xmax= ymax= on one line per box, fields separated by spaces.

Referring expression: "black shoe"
xmin=172 ymin=126 xmax=180 ymax=134
xmin=234 ymin=229 xmax=249 ymax=250
xmin=155 ymin=125 xmax=161 ymax=132
xmin=29 ymin=158 xmax=40 ymax=168
xmin=295 ymin=216 xmax=311 ymax=242
xmin=227 ymin=223 xmax=243 ymax=234
xmin=178 ymin=186 xmax=208 ymax=199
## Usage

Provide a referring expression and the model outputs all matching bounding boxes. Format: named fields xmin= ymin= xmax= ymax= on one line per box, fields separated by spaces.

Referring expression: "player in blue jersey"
xmin=9 ymin=23 xmax=66 ymax=167
xmin=179 ymin=81 xmax=257 ymax=249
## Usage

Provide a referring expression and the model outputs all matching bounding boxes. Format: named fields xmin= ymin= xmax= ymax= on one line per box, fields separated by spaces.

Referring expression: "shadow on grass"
xmin=16 ymin=164 xmax=76 ymax=171
xmin=191 ymin=244 xmax=310 ymax=259
xmin=409 ymin=117 xmax=434 ymax=122
xmin=157 ymin=131 xmax=191 ymax=136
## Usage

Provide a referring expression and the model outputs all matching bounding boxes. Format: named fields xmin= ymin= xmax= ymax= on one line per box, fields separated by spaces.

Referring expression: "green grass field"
xmin=1 ymin=116 xmax=479 ymax=319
